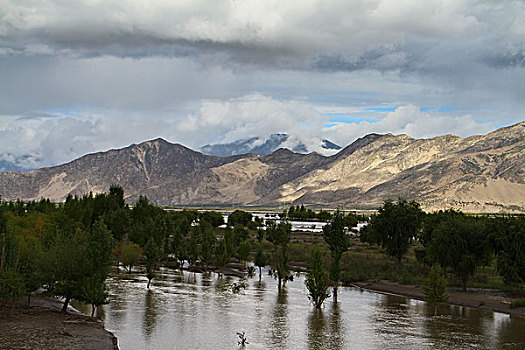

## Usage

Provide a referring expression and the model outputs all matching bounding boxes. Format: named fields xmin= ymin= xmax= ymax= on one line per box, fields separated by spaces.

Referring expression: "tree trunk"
xmin=333 ymin=284 xmax=338 ymax=303
xmin=259 ymin=266 xmax=262 ymax=281
xmin=61 ymin=297 xmax=70 ymax=314
xmin=147 ymin=279 xmax=151 ymax=289
xmin=462 ymin=276 xmax=467 ymax=292
xmin=27 ymin=293 xmax=31 ymax=307
xmin=434 ymin=305 xmax=437 ymax=318
xmin=91 ymin=304 xmax=96 ymax=317
xmin=278 ymin=276 xmax=282 ymax=292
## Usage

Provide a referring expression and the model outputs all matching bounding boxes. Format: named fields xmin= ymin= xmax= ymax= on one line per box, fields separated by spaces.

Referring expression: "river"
xmin=98 ymin=267 xmax=525 ymax=350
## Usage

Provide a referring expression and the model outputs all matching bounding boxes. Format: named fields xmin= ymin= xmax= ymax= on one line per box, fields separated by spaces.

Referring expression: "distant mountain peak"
xmin=200 ymin=133 xmax=340 ymax=157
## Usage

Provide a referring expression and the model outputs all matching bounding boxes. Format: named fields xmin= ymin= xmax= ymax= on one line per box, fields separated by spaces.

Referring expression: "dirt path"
xmin=353 ymin=280 xmax=525 ymax=318
xmin=0 ymin=297 xmax=118 ymax=350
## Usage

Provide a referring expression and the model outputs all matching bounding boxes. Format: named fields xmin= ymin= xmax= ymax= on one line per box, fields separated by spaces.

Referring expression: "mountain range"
xmin=0 ymin=121 xmax=524 ymax=213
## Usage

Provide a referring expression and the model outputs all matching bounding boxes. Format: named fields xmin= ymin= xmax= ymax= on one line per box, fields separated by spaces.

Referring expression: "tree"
xmin=233 ymin=224 xmax=249 ymax=246
xmin=422 ymin=265 xmax=449 ymax=317
xmin=44 ymin=228 xmax=88 ymax=313
xmin=228 ymin=210 xmax=253 ymax=227
xmin=0 ymin=268 xmax=25 ymax=306
xmin=200 ymin=222 xmax=216 ymax=270
xmin=493 ymin=217 xmax=525 ymax=284
xmin=200 ymin=211 xmax=224 ymax=228
xmin=214 ymin=239 xmax=229 ymax=277
xmin=266 ymin=220 xmax=291 ymax=291
xmin=81 ymin=276 xmax=109 ymax=317
xmin=254 ymin=244 xmax=267 ymax=280
xmin=429 ymin=215 xmax=486 ymax=291
xmin=363 ymin=199 xmax=423 ymax=263
xmin=115 ymin=241 xmax=142 ymax=272
xmin=305 ymin=247 xmax=331 ymax=309
xmin=144 ymin=238 xmax=162 ymax=289
xmin=238 ymin=240 xmax=251 ymax=267
xmin=323 ymin=210 xmax=350 ymax=302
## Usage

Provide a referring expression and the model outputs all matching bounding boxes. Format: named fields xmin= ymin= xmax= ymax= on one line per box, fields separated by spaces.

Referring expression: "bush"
xmin=0 ymin=269 xmax=25 ymax=304
xmin=510 ymin=299 xmax=525 ymax=309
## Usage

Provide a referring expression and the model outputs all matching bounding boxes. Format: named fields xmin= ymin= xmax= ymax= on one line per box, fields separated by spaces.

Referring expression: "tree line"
xmin=2 ymin=190 xmax=523 ymax=314
xmin=360 ymin=199 xmax=525 ymax=290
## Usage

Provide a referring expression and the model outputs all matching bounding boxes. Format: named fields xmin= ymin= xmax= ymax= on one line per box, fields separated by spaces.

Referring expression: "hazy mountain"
xmin=0 ymin=159 xmax=26 ymax=173
xmin=321 ymin=139 xmax=342 ymax=150
xmin=200 ymin=133 xmax=340 ymax=157
xmin=0 ymin=122 xmax=524 ymax=212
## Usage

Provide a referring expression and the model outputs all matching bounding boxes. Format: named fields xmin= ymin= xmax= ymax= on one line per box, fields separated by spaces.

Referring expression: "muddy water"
xmin=100 ymin=268 xmax=525 ymax=350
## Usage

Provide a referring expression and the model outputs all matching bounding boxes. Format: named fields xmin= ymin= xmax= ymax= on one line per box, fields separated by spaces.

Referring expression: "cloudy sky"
xmin=1 ymin=0 xmax=525 ymax=169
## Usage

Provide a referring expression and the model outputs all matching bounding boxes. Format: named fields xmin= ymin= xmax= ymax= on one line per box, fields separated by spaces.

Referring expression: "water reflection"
xmin=101 ymin=268 xmax=525 ymax=350
xmin=307 ymin=309 xmax=326 ymax=350
xmin=270 ymin=290 xmax=289 ymax=348
xmin=327 ymin=302 xmax=344 ymax=350
xmin=142 ymin=290 xmax=158 ymax=342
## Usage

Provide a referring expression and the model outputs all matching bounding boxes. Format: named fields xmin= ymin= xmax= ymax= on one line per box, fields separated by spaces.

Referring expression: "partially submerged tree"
xmin=266 ymin=220 xmax=291 ymax=291
xmin=144 ymin=238 xmax=162 ymax=289
xmin=423 ymin=264 xmax=449 ymax=317
xmin=323 ymin=210 xmax=350 ymax=302
xmin=115 ymin=241 xmax=143 ymax=272
xmin=214 ymin=239 xmax=230 ymax=277
xmin=305 ymin=247 xmax=331 ymax=309
xmin=254 ymin=244 xmax=268 ymax=280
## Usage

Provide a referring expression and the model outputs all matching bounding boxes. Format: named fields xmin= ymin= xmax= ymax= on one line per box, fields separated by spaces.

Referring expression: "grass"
xmin=510 ymin=299 xmax=525 ymax=309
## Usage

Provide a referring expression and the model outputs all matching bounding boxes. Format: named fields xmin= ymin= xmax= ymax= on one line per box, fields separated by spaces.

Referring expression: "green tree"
xmin=228 ymin=210 xmax=253 ymax=227
xmin=200 ymin=222 xmax=216 ymax=270
xmin=233 ymin=224 xmax=249 ymax=246
xmin=44 ymin=228 xmax=88 ymax=313
xmin=115 ymin=241 xmax=143 ymax=272
xmin=363 ymin=199 xmax=423 ymax=263
xmin=81 ymin=276 xmax=109 ymax=317
xmin=429 ymin=215 xmax=486 ymax=291
xmin=254 ymin=244 xmax=267 ymax=280
xmin=238 ymin=240 xmax=251 ymax=267
xmin=200 ymin=211 xmax=224 ymax=228
xmin=323 ymin=210 xmax=350 ymax=302
xmin=493 ymin=217 xmax=525 ymax=284
xmin=224 ymin=227 xmax=236 ymax=258
xmin=144 ymin=238 xmax=162 ymax=289
xmin=214 ymin=239 xmax=229 ymax=277
xmin=0 ymin=268 xmax=25 ymax=305
xmin=423 ymin=264 xmax=449 ymax=317
xmin=266 ymin=220 xmax=291 ymax=291
xmin=305 ymin=247 xmax=331 ymax=309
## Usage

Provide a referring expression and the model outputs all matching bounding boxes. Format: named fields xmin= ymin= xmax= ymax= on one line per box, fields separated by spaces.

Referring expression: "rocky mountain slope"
xmin=0 ymin=122 xmax=524 ymax=212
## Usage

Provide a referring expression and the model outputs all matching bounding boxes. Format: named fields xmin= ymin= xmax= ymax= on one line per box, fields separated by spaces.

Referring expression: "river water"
xmin=99 ymin=268 xmax=525 ymax=350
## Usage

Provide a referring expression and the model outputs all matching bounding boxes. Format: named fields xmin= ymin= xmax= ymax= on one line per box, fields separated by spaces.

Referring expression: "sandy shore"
xmin=352 ymin=280 xmax=525 ymax=318
xmin=0 ymin=297 xmax=118 ymax=350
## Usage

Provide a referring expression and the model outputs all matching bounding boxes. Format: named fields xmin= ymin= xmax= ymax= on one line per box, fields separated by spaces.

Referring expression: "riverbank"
xmin=353 ymin=280 xmax=525 ymax=318
xmin=0 ymin=296 xmax=118 ymax=350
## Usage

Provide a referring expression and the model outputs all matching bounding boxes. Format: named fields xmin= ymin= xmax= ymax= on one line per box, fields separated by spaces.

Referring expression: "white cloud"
xmin=0 ymin=0 xmax=524 ymax=168
xmin=325 ymin=104 xmax=497 ymax=147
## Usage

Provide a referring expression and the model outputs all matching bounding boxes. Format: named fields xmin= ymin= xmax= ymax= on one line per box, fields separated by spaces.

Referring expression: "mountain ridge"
xmin=0 ymin=122 xmax=524 ymax=212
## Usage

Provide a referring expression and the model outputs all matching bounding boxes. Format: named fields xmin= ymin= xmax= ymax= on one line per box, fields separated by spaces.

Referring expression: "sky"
xmin=1 ymin=0 xmax=525 ymax=169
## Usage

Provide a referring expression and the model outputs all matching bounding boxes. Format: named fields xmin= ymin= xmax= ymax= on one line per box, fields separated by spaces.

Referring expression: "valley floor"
xmin=0 ymin=297 xmax=118 ymax=350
